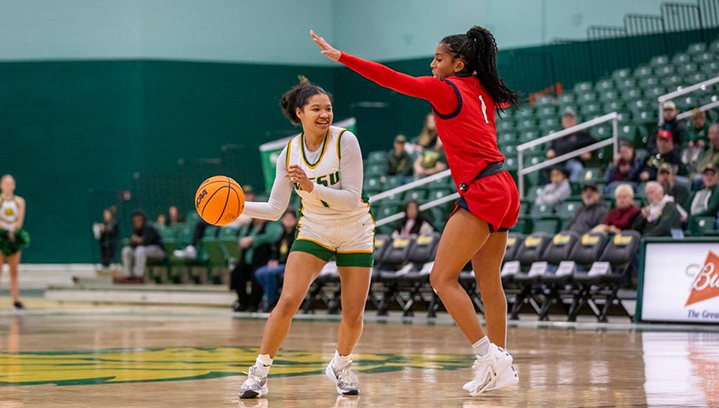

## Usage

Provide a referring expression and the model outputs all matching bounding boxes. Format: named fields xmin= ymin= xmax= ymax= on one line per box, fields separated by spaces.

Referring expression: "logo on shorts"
xmin=685 ymin=251 xmax=719 ymax=307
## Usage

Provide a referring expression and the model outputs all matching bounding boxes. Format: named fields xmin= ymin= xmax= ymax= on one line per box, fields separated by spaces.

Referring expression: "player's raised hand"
xmin=310 ymin=30 xmax=340 ymax=62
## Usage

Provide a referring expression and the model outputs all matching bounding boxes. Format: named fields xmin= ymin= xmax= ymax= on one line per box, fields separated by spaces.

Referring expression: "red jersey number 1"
xmin=478 ymin=95 xmax=489 ymax=124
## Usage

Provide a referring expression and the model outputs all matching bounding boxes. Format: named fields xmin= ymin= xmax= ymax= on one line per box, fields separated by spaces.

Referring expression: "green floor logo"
xmin=0 ymin=347 xmax=472 ymax=386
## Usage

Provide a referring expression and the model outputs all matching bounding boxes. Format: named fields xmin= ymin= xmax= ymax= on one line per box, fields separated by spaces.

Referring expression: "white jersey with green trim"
xmin=285 ymin=126 xmax=370 ymax=223
xmin=0 ymin=197 xmax=19 ymax=229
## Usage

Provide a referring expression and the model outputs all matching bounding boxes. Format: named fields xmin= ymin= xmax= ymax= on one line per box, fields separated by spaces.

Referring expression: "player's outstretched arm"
xmin=309 ymin=30 xmax=456 ymax=114
xmin=242 ymin=148 xmax=292 ymax=221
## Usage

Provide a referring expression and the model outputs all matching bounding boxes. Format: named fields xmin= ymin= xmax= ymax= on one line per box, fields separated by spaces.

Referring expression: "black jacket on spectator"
xmin=607 ymin=157 xmax=644 ymax=183
xmin=638 ymin=150 xmax=684 ymax=180
xmin=130 ymin=216 xmax=164 ymax=250
xmin=270 ymin=229 xmax=295 ymax=264
xmin=649 ymin=119 xmax=686 ymax=152
xmin=566 ymin=201 xmax=610 ymax=235
xmin=100 ymin=219 xmax=119 ymax=267
xmin=550 ymin=131 xmax=597 ymax=162
xmin=386 ymin=151 xmax=413 ymax=176
xmin=632 ymin=202 xmax=682 ymax=237
xmin=664 ymin=183 xmax=690 ymax=209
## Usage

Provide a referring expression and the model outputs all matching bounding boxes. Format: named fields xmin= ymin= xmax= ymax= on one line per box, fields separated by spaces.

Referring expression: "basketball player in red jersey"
xmin=311 ymin=27 xmax=520 ymax=395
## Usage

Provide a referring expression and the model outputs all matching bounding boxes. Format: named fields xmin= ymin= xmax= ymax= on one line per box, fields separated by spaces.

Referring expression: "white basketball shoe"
xmin=462 ymin=344 xmax=514 ymax=396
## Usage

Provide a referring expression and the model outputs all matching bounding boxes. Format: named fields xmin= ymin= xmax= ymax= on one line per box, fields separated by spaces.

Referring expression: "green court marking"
xmin=0 ymin=347 xmax=473 ymax=387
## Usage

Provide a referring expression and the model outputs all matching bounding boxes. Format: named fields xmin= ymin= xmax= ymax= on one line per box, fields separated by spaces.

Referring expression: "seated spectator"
xmin=226 ymin=185 xmax=256 ymax=229
xmin=656 ymin=162 xmax=690 ymax=209
xmin=173 ymin=220 xmax=209 ymax=259
xmin=545 ymin=107 xmax=598 ymax=181
xmin=413 ymin=140 xmax=447 ymax=178
xmin=632 ymin=182 xmax=682 ymax=237
xmin=638 ymin=131 xmax=683 ymax=181
xmin=120 ymin=211 xmax=165 ymax=282
xmin=534 ymin=166 xmax=571 ymax=207
xmin=694 ymin=124 xmax=719 ymax=183
xmin=414 ymin=112 xmax=438 ymax=151
xmin=93 ymin=208 xmax=119 ymax=268
xmin=230 ymin=218 xmax=283 ymax=312
xmin=682 ymin=108 xmax=710 ymax=172
xmin=565 ymin=184 xmax=609 ymax=235
xmin=686 ymin=164 xmax=719 ymax=218
xmin=255 ymin=210 xmax=297 ymax=313
xmin=392 ymin=199 xmax=435 ymax=238
xmin=592 ymin=184 xmax=641 ymax=234
xmin=605 ymin=140 xmax=643 ymax=189
xmin=648 ymin=101 xmax=685 ymax=153
xmin=156 ymin=214 xmax=168 ymax=228
xmin=386 ymin=134 xmax=413 ymax=178
xmin=168 ymin=205 xmax=184 ymax=225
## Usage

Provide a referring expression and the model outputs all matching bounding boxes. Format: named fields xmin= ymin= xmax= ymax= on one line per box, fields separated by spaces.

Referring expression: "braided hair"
xmin=441 ymin=26 xmax=519 ymax=110
xmin=280 ymin=76 xmax=333 ymax=125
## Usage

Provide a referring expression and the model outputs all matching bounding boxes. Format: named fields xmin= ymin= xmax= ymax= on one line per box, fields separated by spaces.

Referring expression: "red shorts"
xmin=452 ymin=170 xmax=520 ymax=232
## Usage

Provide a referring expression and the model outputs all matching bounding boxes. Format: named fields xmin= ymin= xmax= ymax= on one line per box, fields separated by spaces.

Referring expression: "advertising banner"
xmin=640 ymin=241 xmax=719 ymax=323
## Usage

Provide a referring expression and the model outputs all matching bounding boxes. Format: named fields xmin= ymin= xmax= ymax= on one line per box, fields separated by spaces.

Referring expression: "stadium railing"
xmin=657 ymin=75 xmax=719 ymax=122
xmin=517 ymin=112 xmax=620 ymax=198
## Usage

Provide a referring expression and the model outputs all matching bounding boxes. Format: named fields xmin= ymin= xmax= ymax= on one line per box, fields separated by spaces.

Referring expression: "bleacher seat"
xmin=568 ymin=231 xmax=640 ymax=322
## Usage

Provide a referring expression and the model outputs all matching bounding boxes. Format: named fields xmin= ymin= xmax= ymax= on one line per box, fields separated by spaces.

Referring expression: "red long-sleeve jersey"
xmin=339 ymin=52 xmax=506 ymax=190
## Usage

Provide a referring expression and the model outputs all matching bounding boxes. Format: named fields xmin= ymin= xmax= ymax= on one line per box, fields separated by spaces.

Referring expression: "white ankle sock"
xmin=254 ymin=354 xmax=273 ymax=376
xmin=332 ymin=350 xmax=352 ymax=368
xmin=472 ymin=336 xmax=491 ymax=357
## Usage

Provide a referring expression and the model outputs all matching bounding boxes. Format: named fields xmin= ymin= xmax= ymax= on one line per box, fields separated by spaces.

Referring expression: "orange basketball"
xmin=195 ymin=176 xmax=245 ymax=226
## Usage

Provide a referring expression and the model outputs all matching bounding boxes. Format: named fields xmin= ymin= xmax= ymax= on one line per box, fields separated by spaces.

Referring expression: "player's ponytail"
xmin=441 ymin=26 xmax=519 ymax=110
xmin=280 ymin=76 xmax=333 ymax=125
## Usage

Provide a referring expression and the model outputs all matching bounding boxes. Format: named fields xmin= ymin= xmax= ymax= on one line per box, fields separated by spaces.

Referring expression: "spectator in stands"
xmin=638 ymin=131 xmax=683 ymax=181
xmin=168 ymin=205 xmax=183 ymax=225
xmin=686 ymin=164 xmax=719 ymax=218
xmin=545 ymin=107 xmax=597 ymax=181
xmin=632 ymin=182 xmax=682 ymax=237
xmin=255 ymin=210 xmax=297 ymax=313
xmin=226 ymin=185 xmax=256 ymax=230
xmin=649 ymin=101 xmax=685 ymax=153
xmin=414 ymin=112 xmax=438 ymax=150
xmin=565 ymin=184 xmax=609 ymax=235
xmin=386 ymin=134 xmax=413 ymax=178
xmin=592 ymin=184 xmax=641 ymax=234
xmin=656 ymin=163 xmax=690 ymax=209
xmin=682 ymin=108 xmax=710 ymax=172
xmin=605 ymin=140 xmax=643 ymax=193
xmin=413 ymin=139 xmax=447 ymax=178
xmin=695 ymin=124 xmax=719 ymax=183
xmin=534 ymin=166 xmax=571 ymax=207
xmin=120 ymin=211 xmax=165 ymax=282
xmin=156 ymin=214 xmax=168 ymax=228
xmin=230 ymin=218 xmax=283 ymax=312
xmin=392 ymin=199 xmax=435 ymax=238
xmin=94 ymin=208 xmax=119 ymax=268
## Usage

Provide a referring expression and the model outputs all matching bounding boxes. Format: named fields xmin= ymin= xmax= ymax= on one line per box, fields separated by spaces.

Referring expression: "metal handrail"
xmin=369 ymin=169 xmax=451 ymax=203
xmin=517 ymin=112 xmax=619 ymax=198
xmin=375 ymin=192 xmax=459 ymax=227
xmin=677 ymin=99 xmax=719 ymax=120
xmin=657 ymin=76 xmax=719 ymax=124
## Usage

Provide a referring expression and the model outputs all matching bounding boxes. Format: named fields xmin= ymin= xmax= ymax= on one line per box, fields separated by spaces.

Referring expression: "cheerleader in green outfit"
xmin=0 ymin=175 xmax=30 ymax=310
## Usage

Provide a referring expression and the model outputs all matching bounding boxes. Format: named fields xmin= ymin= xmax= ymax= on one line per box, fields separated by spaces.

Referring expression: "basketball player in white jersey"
xmin=238 ymin=77 xmax=374 ymax=399
xmin=0 ymin=175 xmax=29 ymax=310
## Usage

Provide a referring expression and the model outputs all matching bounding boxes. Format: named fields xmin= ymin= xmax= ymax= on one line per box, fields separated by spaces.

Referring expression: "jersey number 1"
xmin=478 ymin=95 xmax=489 ymax=124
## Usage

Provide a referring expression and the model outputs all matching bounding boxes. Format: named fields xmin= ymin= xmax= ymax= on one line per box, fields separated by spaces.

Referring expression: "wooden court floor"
xmin=0 ymin=306 xmax=717 ymax=408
